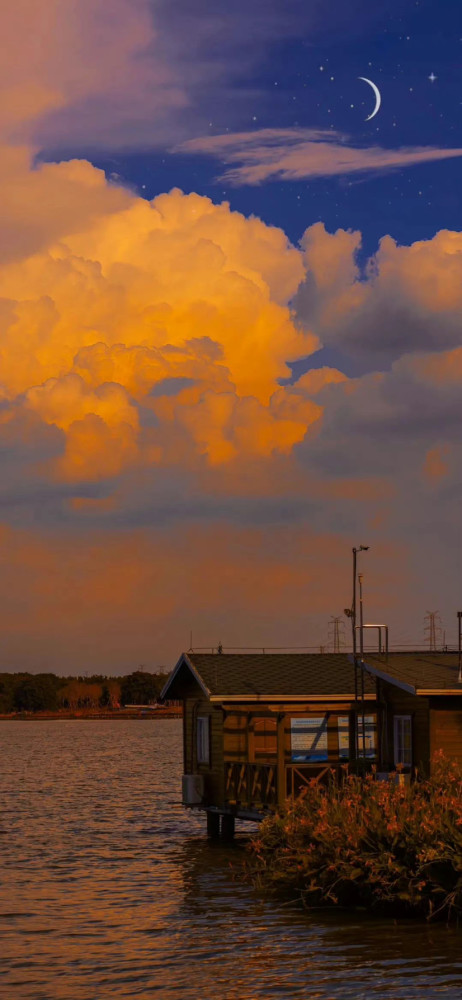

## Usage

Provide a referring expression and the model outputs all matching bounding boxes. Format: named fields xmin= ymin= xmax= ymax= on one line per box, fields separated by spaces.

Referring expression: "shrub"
xmin=247 ymin=753 xmax=462 ymax=920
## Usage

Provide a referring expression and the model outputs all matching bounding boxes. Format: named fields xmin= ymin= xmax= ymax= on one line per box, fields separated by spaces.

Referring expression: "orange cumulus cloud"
xmin=0 ymin=169 xmax=323 ymax=482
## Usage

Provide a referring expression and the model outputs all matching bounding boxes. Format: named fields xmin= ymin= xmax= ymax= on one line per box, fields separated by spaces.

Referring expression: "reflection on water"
xmin=0 ymin=720 xmax=461 ymax=999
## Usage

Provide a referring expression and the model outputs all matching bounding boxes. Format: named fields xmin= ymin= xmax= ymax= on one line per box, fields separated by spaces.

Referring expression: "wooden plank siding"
xmin=381 ymin=685 xmax=430 ymax=772
xmin=430 ymin=698 xmax=462 ymax=768
xmin=184 ymin=697 xmax=224 ymax=807
xmin=183 ymin=691 xmax=448 ymax=816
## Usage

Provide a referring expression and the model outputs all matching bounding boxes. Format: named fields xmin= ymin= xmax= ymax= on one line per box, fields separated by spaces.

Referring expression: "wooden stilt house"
xmin=160 ymin=650 xmax=462 ymax=836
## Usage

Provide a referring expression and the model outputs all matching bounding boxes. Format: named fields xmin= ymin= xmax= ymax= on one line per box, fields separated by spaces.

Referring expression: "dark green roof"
xmin=161 ymin=650 xmax=462 ymax=701
xmin=162 ymin=652 xmax=377 ymax=700
xmin=363 ymin=652 xmax=462 ymax=693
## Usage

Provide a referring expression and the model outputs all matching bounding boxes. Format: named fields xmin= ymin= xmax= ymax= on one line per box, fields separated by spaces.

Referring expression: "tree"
xmin=13 ymin=674 xmax=59 ymax=712
xmin=120 ymin=670 xmax=165 ymax=706
xmin=99 ymin=683 xmax=111 ymax=707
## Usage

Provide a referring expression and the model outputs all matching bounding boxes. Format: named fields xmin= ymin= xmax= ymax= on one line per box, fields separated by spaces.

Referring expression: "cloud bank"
xmin=0 ymin=147 xmax=461 ymax=667
xmin=1 ymin=0 xmax=462 ymax=671
xmin=178 ymin=129 xmax=462 ymax=184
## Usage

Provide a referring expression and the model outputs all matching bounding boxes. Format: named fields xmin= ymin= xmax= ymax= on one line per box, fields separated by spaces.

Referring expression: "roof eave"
xmin=209 ymin=693 xmax=377 ymax=703
xmin=417 ymin=688 xmax=462 ymax=696
xmin=348 ymin=654 xmax=416 ymax=695
xmin=160 ymin=652 xmax=211 ymax=701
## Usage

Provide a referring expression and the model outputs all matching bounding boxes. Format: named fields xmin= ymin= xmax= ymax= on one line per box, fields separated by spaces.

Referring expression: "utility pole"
xmin=458 ymin=612 xmax=462 ymax=684
xmin=344 ymin=545 xmax=369 ymax=763
xmin=424 ymin=611 xmax=442 ymax=651
xmin=358 ymin=573 xmax=366 ymax=759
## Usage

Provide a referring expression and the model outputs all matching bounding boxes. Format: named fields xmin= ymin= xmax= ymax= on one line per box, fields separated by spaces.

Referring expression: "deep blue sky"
xmin=80 ymin=0 xmax=462 ymax=259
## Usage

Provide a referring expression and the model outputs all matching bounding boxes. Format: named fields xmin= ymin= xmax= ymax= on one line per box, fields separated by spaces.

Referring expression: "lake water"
xmin=1 ymin=720 xmax=462 ymax=1000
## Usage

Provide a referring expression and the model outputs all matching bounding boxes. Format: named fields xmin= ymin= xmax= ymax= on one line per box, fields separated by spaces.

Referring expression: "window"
xmin=394 ymin=715 xmax=412 ymax=768
xmin=338 ymin=716 xmax=350 ymax=759
xmin=290 ymin=716 xmax=328 ymax=763
xmin=356 ymin=714 xmax=377 ymax=759
xmin=197 ymin=716 xmax=210 ymax=765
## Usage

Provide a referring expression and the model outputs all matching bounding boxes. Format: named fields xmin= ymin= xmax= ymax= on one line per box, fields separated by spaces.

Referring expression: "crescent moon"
xmin=358 ymin=77 xmax=381 ymax=121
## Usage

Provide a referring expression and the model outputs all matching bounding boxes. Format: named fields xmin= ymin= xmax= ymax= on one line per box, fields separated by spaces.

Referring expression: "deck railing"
xmin=225 ymin=761 xmax=367 ymax=811
xmin=224 ymin=762 xmax=277 ymax=809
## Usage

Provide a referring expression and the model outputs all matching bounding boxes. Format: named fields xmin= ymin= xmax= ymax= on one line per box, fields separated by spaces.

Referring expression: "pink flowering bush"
xmin=247 ymin=753 xmax=462 ymax=920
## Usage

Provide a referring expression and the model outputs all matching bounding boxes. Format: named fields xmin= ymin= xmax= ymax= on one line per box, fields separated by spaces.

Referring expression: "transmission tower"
xmin=328 ymin=616 xmax=346 ymax=653
xmin=424 ymin=611 xmax=442 ymax=651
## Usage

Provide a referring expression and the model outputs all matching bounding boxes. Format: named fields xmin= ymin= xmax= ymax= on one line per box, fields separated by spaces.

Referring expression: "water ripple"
xmin=0 ymin=720 xmax=461 ymax=999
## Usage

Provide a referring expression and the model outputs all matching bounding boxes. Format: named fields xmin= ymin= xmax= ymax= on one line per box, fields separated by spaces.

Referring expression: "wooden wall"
xmin=184 ymin=697 xmax=224 ymax=807
xmin=182 ymin=691 xmax=455 ymax=812
xmin=381 ymin=685 xmax=430 ymax=772
xmin=429 ymin=698 xmax=462 ymax=768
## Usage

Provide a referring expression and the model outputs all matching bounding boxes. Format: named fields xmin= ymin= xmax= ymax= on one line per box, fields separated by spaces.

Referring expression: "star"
xmin=319 ymin=65 xmax=324 ymax=71
xmin=428 ymin=72 xmax=437 ymax=83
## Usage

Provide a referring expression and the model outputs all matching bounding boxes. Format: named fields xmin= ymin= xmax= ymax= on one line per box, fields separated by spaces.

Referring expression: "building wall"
xmin=184 ymin=696 xmax=224 ymax=807
xmin=380 ymin=684 xmax=430 ymax=772
xmin=183 ymin=690 xmax=450 ymax=814
xmin=429 ymin=698 xmax=462 ymax=768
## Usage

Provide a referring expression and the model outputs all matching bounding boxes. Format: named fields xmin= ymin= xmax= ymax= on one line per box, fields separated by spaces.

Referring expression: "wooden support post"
xmin=277 ymin=714 xmax=286 ymax=810
xmin=206 ymin=811 xmax=220 ymax=838
xmin=221 ymin=814 xmax=235 ymax=840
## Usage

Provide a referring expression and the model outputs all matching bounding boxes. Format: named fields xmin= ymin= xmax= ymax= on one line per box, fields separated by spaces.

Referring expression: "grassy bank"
xmin=247 ymin=753 xmax=462 ymax=921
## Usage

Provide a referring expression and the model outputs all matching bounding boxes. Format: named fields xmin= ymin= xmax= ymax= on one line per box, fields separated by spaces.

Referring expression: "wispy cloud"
xmin=177 ymin=128 xmax=462 ymax=184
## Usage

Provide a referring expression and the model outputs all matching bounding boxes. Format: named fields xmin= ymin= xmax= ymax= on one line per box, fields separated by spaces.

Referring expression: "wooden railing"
xmin=225 ymin=761 xmax=353 ymax=811
xmin=286 ymin=764 xmax=334 ymax=799
xmin=224 ymin=762 xmax=277 ymax=809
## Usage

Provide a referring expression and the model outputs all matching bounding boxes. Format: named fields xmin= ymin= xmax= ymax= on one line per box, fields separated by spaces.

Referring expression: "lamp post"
xmin=458 ymin=612 xmax=462 ymax=684
xmin=346 ymin=546 xmax=369 ymax=762
xmin=358 ymin=572 xmax=366 ymax=759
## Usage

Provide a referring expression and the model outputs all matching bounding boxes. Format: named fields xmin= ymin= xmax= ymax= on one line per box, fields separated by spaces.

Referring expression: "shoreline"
xmin=0 ymin=709 xmax=182 ymax=721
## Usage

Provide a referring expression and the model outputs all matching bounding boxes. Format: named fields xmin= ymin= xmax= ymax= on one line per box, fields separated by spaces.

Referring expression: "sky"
xmin=1 ymin=0 xmax=462 ymax=672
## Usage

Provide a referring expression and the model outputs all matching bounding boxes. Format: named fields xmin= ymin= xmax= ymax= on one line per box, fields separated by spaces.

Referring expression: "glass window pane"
xmin=356 ymin=714 xmax=377 ymax=758
xmin=197 ymin=716 xmax=210 ymax=764
xmin=394 ymin=715 xmax=412 ymax=767
xmin=338 ymin=716 xmax=350 ymax=759
xmin=290 ymin=716 xmax=328 ymax=762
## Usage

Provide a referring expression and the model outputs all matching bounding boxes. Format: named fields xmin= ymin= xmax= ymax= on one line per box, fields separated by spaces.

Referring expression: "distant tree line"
xmin=0 ymin=668 xmax=170 ymax=714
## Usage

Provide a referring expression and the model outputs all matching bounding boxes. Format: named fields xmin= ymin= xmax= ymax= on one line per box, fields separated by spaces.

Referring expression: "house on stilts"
xmin=160 ymin=650 xmax=462 ymax=837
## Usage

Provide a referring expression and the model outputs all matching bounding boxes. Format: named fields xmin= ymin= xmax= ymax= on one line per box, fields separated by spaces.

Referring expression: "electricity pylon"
xmin=328 ymin=616 xmax=346 ymax=653
xmin=424 ymin=611 xmax=442 ymax=651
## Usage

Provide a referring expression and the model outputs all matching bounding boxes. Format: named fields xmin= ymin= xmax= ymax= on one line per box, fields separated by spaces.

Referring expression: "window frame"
xmin=356 ymin=712 xmax=378 ymax=760
xmin=289 ymin=714 xmax=329 ymax=763
xmin=196 ymin=715 xmax=210 ymax=766
xmin=393 ymin=714 xmax=412 ymax=768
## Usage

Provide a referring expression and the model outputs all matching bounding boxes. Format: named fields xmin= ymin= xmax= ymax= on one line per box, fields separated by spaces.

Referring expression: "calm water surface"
xmin=1 ymin=720 xmax=461 ymax=999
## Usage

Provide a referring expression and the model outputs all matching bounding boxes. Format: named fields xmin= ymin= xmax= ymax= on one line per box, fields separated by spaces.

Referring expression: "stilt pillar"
xmin=221 ymin=814 xmax=235 ymax=840
xmin=206 ymin=811 xmax=220 ymax=838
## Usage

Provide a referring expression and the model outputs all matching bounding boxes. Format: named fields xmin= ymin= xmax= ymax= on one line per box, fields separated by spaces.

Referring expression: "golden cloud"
xmin=0 ymin=164 xmax=324 ymax=480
